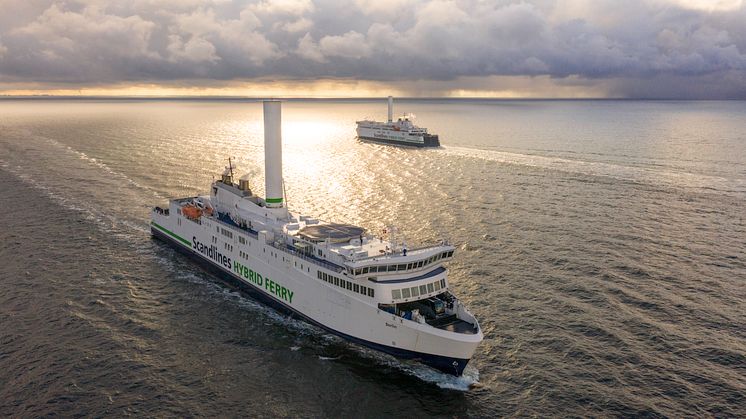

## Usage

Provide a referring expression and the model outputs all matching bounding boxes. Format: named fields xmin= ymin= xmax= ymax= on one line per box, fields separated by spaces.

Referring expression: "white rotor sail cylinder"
xmin=263 ymin=100 xmax=284 ymax=208
xmin=387 ymin=96 xmax=393 ymax=122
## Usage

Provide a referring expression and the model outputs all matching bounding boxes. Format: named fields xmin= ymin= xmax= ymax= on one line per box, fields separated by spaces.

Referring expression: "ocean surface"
xmin=1 ymin=98 xmax=744 ymax=417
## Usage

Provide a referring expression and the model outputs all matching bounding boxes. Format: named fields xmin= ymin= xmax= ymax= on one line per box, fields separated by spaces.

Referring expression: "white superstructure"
xmin=152 ymin=101 xmax=480 ymax=375
xmin=356 ymin=96 xmax=440 ymax=147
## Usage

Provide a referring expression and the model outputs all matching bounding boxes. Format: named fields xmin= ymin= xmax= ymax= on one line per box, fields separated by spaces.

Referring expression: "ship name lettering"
xmin=233 ymin=261 xmax=294 ymax=304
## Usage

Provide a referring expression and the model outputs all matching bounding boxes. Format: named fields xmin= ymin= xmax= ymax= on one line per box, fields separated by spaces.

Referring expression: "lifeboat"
xmin=182 ymin=204 xmax=202 ymax=220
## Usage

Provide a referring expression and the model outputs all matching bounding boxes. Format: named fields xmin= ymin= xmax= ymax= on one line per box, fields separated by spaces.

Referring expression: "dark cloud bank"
xmin=1 ymin=0 xmax=745 ymax=98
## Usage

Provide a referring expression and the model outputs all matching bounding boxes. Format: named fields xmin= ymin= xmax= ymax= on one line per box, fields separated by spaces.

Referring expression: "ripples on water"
xmin=0 ymin=99 xmax=744 ymax=417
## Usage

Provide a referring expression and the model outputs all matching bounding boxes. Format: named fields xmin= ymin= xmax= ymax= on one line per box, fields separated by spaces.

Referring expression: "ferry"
xmin=151 ymin=101 xmax=481 ymax=375
xmin=356 ymin=97 xmax=440 ymax=147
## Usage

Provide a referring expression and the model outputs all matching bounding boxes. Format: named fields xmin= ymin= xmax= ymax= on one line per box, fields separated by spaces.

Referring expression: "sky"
xmin=0 ymin=0 xmax=745 ymax=98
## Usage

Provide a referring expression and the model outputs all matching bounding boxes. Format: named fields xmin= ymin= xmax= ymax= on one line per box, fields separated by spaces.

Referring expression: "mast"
xmin=263 ymin=100 xmax=285 ymax=209
xmin=387 ymin=96 xmax=393 ymax=123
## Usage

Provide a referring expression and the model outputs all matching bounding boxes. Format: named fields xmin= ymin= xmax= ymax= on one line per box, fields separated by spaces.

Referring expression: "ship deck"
xmin=429 ymin=315 xmax=479 ymax=335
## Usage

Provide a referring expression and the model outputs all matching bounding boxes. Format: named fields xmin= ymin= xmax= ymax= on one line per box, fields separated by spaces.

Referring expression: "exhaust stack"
xmin=387 ymin=96 xmax=393 ymax=123
xmin=263 ymin=100 xmax=283 ymax=208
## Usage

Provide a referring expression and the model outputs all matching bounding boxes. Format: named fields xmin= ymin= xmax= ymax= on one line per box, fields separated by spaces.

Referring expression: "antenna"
xmin=228 ymin=157 xmax=235 ymax=180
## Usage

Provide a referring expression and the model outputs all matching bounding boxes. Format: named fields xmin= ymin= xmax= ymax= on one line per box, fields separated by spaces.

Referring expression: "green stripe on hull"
xmin=151 ymin=221 xmax=191 ymax=247
xmin=266 ymin=197 xmax=283 ymax=203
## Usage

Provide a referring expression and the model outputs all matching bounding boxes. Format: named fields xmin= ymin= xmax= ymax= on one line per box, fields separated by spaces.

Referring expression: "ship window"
xmin=434 ymin=281 xmax=442 ymax=291
xmin=354 ymin=284 xmax=359 ymax=293
xmin=318 ymin=249 xmax=322 ymax=256
xmin=441 ymin=279 xmax=446 ymax=288
xmin=355 ymin=268 xmax=362 ymax=276
xmin=362 ymin=267 xmax=369 ymax=274
xmin=346 ymin=282 xmax=352 ymax=290
xmin=420 ymin=285 xmax=427 ymax=294
xmin=368 ymin=288 xmax=374 ymax=297
xmin=406 ymin=263 xmax=413 ymax=270
xmin=392 ymin=289 xmax=401 ymax=300
xmin=410 ymin=286 xmax=419 ymax=297
xmin=416 ymin=261 xmax=423 ymax=268
xmin=360 ymin=286 xmax=367 ymax=295
xmin=341 ymin=279 xmax=346 ymax=288
xmin=322 ymin=272 xmax=327 ymax=280
xmin=401 ymin=288 xmax=411 ymax=298
xmin=318 ymin=271 xmax=322 ymax=279
xmin=447 ymin=251 xmax=454 ymax=257
xmin=387 ymin=265 xmax=396 ymax=272
xmin=397 ymin=264 xmax=406 ymax=270
xmin=427 ymin=283 xmax=435 ymax=293
xmin=334 ymin=277 xmax=339 ymax=286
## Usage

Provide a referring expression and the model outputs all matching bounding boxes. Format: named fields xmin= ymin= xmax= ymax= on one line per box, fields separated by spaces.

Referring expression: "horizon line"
xmin=1 ymin=95 xmax=742 ymax=101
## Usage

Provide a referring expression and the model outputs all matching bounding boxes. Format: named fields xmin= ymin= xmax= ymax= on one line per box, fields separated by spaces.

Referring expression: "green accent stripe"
xmin=266 ymin=197 xmax=283 ymax=203
xmin=152 ymin=221 xmax=191 ymax=247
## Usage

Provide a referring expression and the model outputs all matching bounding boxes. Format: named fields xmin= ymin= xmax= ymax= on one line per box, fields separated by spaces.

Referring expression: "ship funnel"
xmin=263 ymin=100 xmax=284 ymax=208
xmin=387 ymin=96 xmax=393 ymax=123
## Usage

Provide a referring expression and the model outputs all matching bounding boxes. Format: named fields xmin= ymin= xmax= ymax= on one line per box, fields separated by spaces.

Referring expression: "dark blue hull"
xmin=151 ymin=227 xmax=470 ymax=376
xmin=358 ymin=134 xmax=440 ymax=148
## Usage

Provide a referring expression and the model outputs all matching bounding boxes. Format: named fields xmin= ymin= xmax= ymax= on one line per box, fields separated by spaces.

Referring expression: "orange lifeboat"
xmin=182 ymin=204 xmax=202 ymax=220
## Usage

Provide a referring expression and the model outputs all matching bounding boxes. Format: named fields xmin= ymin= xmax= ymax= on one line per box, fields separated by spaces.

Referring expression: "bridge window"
xmin=434 ymin=281 xmax=441 ymax=291
xmin=420 ymin=285 xmax=427 ymax=295
xmin=427 ymin=283 xmax=435 ymax=293
xmin=334 ymin=277 xmax=339 ymax=286
xmin=401 ymin=288 xmax=411 ymax=298
xmin=397 ymin=264 xmax=406 ymax=270
xmin=410 ymin=286 xmax=419 ymax=297
xmin=354 ymin=284 xmax=359 ymax=293
xmin=368 ymin=288 xmax=374 ymax=297
xmin=362 ymin=267 xmax=369 ymax=274
xmin=441 ymin=279 xmax=446 ymax=288
xmin=392 ymin=289 xmax=401 ymax=300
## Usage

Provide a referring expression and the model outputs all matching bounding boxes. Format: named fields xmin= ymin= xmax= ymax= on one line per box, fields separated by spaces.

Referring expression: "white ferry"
xmin=356 ymin=97 xmax=440 ymax=147
xmin=151 ymin=101 xmax=481 ymax=375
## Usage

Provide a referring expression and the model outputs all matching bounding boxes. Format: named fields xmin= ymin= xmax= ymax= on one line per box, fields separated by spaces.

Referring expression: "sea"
xmin=1 ymin=98 xmax=744 ymax=417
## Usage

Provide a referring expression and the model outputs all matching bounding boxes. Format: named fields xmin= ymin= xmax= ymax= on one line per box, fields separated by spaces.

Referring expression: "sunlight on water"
xmin=1 ymin=99 xmax=745 ymax=417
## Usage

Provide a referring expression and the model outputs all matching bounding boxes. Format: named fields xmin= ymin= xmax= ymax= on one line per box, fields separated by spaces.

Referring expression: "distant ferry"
xmin=356 ymin=97 xmax=440 ymax=147
xmin=151 ymin=101 xmax=481 ymax=376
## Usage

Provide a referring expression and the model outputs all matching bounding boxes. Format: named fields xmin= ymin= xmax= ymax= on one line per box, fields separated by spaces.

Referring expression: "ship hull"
xmin=151 ymin=225 xmax=470 ymax=376
xmin=356 ymin=125 xmax=440 ymax=148
xmin=357 ymin=134 xmax=440 ymax=148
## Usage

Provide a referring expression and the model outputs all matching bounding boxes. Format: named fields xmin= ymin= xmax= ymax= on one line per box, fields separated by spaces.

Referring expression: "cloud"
xmin=0 ymin=0 xmax=745 ymax=97
xmin=295 ymin=33 xmax=325 ymax=62
xmin=318 ymin=31 xmax=370 ymax=59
